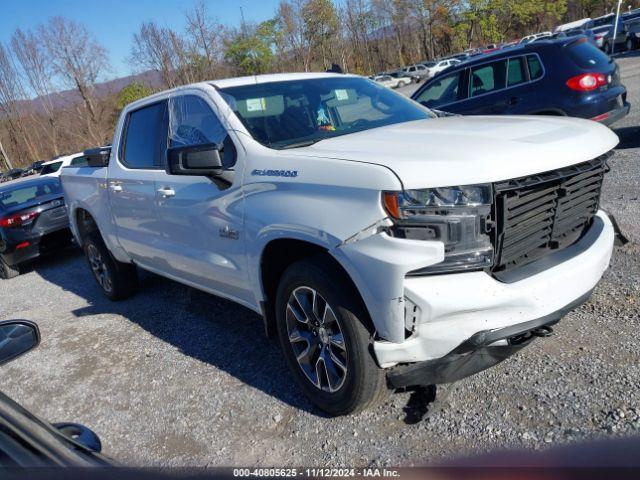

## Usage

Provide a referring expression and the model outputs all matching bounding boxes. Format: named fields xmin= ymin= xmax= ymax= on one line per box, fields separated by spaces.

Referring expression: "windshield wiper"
xmin=279 ymin=139 xmax=322 ymax=149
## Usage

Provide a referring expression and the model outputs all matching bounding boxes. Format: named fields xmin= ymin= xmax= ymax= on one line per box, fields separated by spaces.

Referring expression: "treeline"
xmin=1 ymin=0 xmax=637 ymax=168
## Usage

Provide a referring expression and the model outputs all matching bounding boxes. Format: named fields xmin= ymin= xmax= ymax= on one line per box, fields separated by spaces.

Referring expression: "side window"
xmin=122 ymin=101 xmax=167 ymax=169
xmin=168 ymin=95 xmax=228 ymax=148
xmin=70 ymin=156 xmax=88 ymax=167
xmin=470 ymin=60 xmax=507 ymax=97
xmin=507 ymin=57 xmax=527 ymax=86
xmin=527 ymin=55 xmax=543 ymax=80
xmin=415 ymin=70 xmax=464 ymax=108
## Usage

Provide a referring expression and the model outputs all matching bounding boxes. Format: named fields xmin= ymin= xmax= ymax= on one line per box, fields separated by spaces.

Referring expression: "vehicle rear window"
xmin=122 ymin=101 xmax=167 ymax=169
xmin=565 ymin=39 xmax=611 ymax=69
xmin=0 ymin=181 xmax=62 ymax=209
xmin=40 ymin=161 xmax=62 ymax=175
xmin=527 ymin=55 xmax=544 ymax=79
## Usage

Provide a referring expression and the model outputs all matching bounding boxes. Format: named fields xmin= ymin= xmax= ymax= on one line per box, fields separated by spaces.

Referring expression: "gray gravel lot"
xmin=1 ymin=54 xmax=639 ymax=467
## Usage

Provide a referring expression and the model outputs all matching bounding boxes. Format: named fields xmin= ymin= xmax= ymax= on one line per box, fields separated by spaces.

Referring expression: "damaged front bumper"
xmin=333 ymin=211 xmax=615 ymax=386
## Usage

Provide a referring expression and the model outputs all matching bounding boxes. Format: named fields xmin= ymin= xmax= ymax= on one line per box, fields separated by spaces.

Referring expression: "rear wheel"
xmin=275 ymin=256 xmax=387 ymax=416
xmin=83 ymin=232 xmax=138 ymax=300
xmin=0 ymin=258 xmax=20 ymax=279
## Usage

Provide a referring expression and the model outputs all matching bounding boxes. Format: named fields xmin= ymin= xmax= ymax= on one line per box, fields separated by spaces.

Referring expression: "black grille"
xmin=492 ymin=153 xmax=610 ymax=272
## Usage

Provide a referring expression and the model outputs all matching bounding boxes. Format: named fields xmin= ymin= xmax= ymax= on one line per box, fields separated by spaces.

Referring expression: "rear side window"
xmin=40 ymin=161 xmax=62 ymax=175
xmin=414 ymin=70 xmax=465 ymax=108
xmin=565 ymin=39 xmax=611 ymax=69
xmin=470 ymin=60 xmax=507 ymax=96
xmin=122 ymin=101 xmax=167 ymax=169
xmin=507 ymin=57 xmax=527 ymax=86
xmin=527 ymin=55 xmax=544 ymax=80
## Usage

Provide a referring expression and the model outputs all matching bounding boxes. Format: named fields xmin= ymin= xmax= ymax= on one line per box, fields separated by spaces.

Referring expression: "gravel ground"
xmin=1 ymin=54 xmax=639 ymax=467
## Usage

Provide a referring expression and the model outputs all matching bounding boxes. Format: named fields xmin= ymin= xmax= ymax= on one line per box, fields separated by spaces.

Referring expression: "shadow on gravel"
xmin=613 ymin=126 xmax=640 ymax=150
xmin=401 ymin=385 xmax=437 ymax=424
xmin=33 ymin=250 xmax=326 ymax=417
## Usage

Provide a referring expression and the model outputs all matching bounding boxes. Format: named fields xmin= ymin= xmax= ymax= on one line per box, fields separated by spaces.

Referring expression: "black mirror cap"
xmin=83 ymin=146 xmax=111 ymax=167
xmin=167 ymin=143 xmax=224 ymax=176
xmin=0 ymin=320 xmax=40 ymax=367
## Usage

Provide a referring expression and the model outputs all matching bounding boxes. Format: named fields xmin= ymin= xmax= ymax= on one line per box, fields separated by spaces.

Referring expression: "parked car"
xmin=412 ymin=37 xmax=630 ymax=126
xmin=555 ymin=18 xmax=594 ymax=33
xmin=0 ymin=177 xmax=72 ymax=279
xmin=62 ymin=72 xmax=619 ymax=416
xmin=0 ymin=319 xmax=108 ymax=465
xmin=592 ymin=23 xmax=633 ymax=53
xmin=520 ymin=32 xmax=553 ymax=44
xmin=402 ymin=63 xmax=430 ymax=81
xmin=425 ymin=58 xmax=462 ymax=78
xmin=40 ymin=152 xmax=83 ymax=177
xmin=25 ymin=160 xmax=45 ymax=175
xmin=1 ymin=168 xmax=25 ymax=183
xmin=627 ymin=20 xmax=640 ymax=50
xmin=386 ymin=70 xmax=414 ymax=86
xmin=372 ymin=74 xmax=406 ymax=89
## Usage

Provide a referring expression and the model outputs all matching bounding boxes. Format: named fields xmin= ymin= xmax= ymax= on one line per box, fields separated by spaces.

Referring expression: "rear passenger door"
xmin=109 ymin=100 xmax=169 ymax=267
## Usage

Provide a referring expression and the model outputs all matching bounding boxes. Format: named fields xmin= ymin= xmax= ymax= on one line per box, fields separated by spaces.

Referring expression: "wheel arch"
xmin=258 ymin=237 xmax=370 ymax=339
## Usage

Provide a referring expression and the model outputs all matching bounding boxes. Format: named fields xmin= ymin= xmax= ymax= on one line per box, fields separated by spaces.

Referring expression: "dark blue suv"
xmin=411 ymin=37 xmax=630 ymax=126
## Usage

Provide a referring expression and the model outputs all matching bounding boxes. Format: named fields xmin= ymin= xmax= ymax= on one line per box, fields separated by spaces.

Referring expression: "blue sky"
xmin=0 ymin=0 xmax=282 ymax=79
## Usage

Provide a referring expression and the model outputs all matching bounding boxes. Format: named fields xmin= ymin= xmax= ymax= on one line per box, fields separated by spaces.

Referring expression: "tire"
xmin=83 ymin=232 xmax=138 ymax=301
xmin=275 ymin=255 xmax=387 ymax=416
xmin=626 ymin=38 xmax=633 ymax=52
xmin=0 ymin=258 xmax=20 ymax=279
xmin=604 ymin=42 xmax=612 ymax=55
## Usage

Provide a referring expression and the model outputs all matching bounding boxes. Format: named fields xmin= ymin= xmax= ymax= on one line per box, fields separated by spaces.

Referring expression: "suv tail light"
xmin=566 ymin=73 xmax=607 ymax=91
xmin=0 ymin=211 xmax=38 ymax=228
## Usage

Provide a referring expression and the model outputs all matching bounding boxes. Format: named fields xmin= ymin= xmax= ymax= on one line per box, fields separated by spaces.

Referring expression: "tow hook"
xmin=531 ymin=326 xmax=554 ymax=338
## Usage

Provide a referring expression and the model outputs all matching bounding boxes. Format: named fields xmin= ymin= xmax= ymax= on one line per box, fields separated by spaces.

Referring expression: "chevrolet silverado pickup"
xmin=61 ymin=73 xmax=617 ymax=415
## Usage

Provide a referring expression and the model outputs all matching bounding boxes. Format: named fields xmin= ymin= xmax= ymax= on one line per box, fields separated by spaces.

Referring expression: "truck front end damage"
xmin=333 ymin=156 xmax=615 ymax=387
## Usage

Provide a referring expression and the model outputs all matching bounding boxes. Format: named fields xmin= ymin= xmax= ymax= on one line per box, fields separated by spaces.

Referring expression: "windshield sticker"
xmin=246 ymin=98 xmax=266 ymax=112
xmin=335 ymin=89 xmax=349 ymax=101
xmin=316 ymin=106 xmax=335 ymax=132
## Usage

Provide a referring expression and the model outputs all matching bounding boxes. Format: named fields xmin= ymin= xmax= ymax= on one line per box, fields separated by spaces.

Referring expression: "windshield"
xmin=40 ymin=161 xmax=63 ymax=175
xmin=0 ymin=180 xmax=62 ymax=209
xmin=218 ymin=76 xmax=433 ymax=149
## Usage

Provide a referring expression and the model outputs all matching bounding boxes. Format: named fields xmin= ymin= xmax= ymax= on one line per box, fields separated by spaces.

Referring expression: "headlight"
xmin=382 ymin=185 xmax=494 ymax=274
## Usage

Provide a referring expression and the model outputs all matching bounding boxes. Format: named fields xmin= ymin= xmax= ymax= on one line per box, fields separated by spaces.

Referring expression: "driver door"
xmin=152 ymin=93 xmax=251 ymax=304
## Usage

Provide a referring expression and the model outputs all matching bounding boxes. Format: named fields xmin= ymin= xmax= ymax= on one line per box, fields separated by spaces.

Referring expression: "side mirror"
xmin=83 ymin=146 xmax=111 ymax=167
xmin=0 ymin=320 xmax=40 ymax=366
xmin=167 ymin=143 xmax=223 ymax=176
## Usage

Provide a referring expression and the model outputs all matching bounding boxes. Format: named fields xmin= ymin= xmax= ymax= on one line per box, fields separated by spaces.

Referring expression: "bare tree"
xmin=11 ymin=28 xmax=61 ymax=155
xmin=278 ymin=0 xmax=312 ymax=71
xmin=185 ymin=0 xmax=224 ymax=79
xmin=38 ymin=16 xmax=110 ymax=144
xmin=131 ymin=21 xmax=183 ymax=88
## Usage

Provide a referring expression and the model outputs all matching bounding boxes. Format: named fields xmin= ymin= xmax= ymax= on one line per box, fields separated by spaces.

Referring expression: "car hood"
xmin=283 ymin=116 xmax=619 ymax=189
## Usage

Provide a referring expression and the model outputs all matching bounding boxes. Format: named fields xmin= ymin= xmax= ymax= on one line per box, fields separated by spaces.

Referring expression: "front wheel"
xmin=83 ymin=232 xmax=138 ymax=300
xmin=275 ymin=256 xmax=387 ymax=416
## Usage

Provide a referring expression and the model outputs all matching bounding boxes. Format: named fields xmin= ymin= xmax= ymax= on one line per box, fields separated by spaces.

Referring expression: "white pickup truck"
xmin=61 ymin=73 xmax=617 ymax=416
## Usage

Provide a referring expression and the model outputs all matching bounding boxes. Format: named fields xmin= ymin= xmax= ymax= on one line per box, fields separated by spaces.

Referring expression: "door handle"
xmin=157 ymin=187 xmax=175 ymax=198
xmin=108 ymin=182 xmax=123 ymax=192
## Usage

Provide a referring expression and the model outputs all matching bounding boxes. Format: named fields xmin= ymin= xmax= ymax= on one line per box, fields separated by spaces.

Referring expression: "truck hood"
xmin=283 ymin=116 xmax=619 ymax=189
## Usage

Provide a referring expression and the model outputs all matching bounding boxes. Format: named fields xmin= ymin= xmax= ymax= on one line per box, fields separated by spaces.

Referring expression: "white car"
xmin=40 ymin=153 xmax=84 ymax=177
xmin=555 ymin=18 xmax=593 ymax=33
xmin=62 ymin=72 xmax=618 ymax=416
xmin=520 ymin=31 xmax=553 ymax=43
xmin=426 ymin=58 xmax=462 ymax=79
xmin=372 ymin=74 xmax=408 ymax=89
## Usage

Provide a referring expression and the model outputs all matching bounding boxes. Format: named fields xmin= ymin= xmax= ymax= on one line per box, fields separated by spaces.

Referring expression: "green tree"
xmin=116 ymin=81 xmax=152 ymax=110
xmin=224 ymin=20 xmax=277 ymax=75
xmin=301 ymin=0 xmax=339 ymax=69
